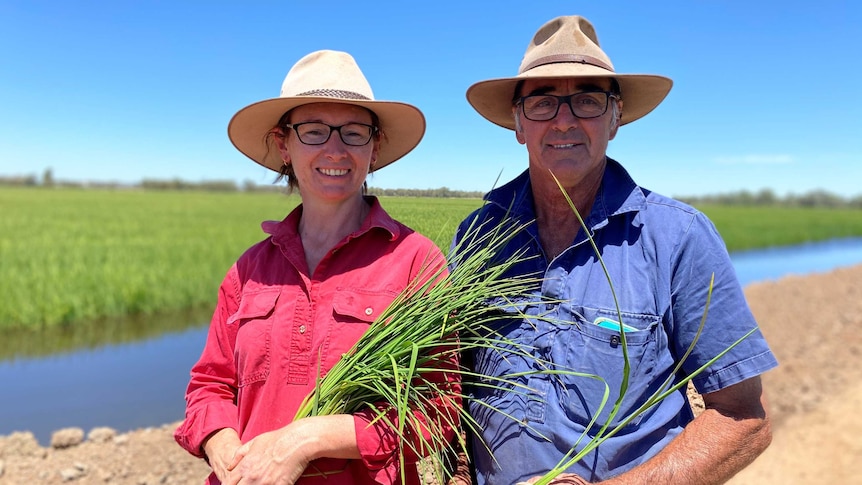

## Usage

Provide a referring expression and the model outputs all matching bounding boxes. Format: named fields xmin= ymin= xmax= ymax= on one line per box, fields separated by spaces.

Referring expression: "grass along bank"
xmin=2 ymin=187 xmax=861 ymax=330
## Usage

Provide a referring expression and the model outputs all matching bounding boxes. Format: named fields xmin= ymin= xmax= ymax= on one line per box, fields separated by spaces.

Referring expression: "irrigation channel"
xmin=3 ymin=237 xmax=862 ymax=445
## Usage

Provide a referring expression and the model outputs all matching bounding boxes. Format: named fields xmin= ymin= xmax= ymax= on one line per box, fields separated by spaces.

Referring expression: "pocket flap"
xmin=331 ymin=288 xmax=398 ymax=323
xmin=227 ymin=288 xmax=280 ymax=325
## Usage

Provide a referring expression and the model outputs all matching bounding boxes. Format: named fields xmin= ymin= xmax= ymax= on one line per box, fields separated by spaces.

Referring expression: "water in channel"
xmin=3 ymin=237 xmax=862 ymax=445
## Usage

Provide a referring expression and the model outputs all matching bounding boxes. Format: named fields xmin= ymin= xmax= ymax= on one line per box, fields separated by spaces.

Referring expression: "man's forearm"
xmin=604 ymin=379 xmax=772 ymax=484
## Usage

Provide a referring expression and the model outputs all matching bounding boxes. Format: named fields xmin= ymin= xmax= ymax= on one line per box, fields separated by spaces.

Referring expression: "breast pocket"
xmin=555 ymin=305 xmax=661 ymax=433
xmin=228 ymin=288 xmax=280 ymax=387
xmin=321 ymin=288 xmax=399 ymax=374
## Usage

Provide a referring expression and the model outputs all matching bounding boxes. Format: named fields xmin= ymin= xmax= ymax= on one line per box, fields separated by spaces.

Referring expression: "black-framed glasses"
xmin=518 ymin=92 xmax=618 ymax=121
xmin=284 ymin=122 xmax=378 ymax=146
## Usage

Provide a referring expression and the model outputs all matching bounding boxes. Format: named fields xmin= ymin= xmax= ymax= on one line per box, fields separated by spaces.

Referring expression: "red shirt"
xmin=175 ymin=197 xmax=458 ymax=484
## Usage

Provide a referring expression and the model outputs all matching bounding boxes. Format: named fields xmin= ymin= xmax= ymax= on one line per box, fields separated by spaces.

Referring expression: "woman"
xmin=174 ymin=50 xmax=459 ymax=485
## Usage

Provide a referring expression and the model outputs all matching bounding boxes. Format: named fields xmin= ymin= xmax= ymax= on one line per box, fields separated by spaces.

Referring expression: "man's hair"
xmin=512 ymin=77 xmax=621 ymax=103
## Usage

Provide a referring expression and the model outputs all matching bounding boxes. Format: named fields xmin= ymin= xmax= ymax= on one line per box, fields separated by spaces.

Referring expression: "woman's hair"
xmin=265 ymin=106 xmax=381 ymax=194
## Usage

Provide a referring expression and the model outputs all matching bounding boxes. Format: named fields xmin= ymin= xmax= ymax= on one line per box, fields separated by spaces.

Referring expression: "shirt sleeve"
xmin=670 ymin=212 xmax=779 ymax=393
xmin=173 ymin=265 xmax=243 ymax=458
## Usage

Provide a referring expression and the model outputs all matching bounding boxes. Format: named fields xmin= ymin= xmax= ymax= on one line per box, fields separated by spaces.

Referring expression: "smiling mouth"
xmin=549 ymin=143 xmax=580 ymax=149
xmin=319 ymin=168 xmax=349 ymax=176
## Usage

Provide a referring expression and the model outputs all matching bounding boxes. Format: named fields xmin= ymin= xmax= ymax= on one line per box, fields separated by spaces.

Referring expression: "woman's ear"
xmin=271 ymin=127 xmax=291 ymax=161
xmin=369 ymin=134 xmax=381 ymax=169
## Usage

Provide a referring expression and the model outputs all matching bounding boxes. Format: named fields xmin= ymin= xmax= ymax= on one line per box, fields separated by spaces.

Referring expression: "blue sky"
xmin=1 ymin=1 xmax=860 ymax=198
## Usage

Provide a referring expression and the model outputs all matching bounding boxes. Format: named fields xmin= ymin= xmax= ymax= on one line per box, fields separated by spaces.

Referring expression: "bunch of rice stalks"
xmin=292 ymin=173 xmax=759 ymax=484
xmin=293 ymin=215 xmax=545 ymax=482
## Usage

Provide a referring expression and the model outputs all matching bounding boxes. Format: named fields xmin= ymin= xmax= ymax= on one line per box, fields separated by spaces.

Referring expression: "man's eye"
xmin=530 ymin=98 xmax=555 ymax=110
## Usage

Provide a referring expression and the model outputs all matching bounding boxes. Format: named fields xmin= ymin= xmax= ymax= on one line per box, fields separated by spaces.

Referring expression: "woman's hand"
xmin=202 ymin=428 xmax=242 ymax=483
xmin=225 ymin=415 xmax=360 ymax=485
xmin=226 ymin=426 xmax=312 ymax=485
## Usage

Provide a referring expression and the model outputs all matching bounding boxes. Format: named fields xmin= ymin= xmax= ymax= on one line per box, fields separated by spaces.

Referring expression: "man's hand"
xmin=603 ymin=377 xmax=771 ymax=484
xmin=517 ymin=473 xmax=590 ymax=484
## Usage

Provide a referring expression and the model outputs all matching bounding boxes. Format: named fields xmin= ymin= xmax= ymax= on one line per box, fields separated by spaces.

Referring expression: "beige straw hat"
xmin=467 ymin=15 xmax=673 ymax=130
xmin=228 ymin=50 xmax=426 ymax=173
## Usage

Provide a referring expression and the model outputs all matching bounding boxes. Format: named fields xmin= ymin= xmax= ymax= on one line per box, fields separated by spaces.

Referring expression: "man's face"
xmin=514 ymin=77 xmax=621 ymax=188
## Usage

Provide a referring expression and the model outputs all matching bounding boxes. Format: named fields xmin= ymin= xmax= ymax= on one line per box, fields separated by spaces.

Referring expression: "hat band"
xmin=294 ymin=88 xmax=371 ymax=100
xmin=521 ymin=54 xmax=613 ymax=73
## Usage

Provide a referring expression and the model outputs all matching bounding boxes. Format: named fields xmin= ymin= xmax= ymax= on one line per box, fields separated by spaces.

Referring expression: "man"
xmin=450 ymin=15 xmax=777 ymax=485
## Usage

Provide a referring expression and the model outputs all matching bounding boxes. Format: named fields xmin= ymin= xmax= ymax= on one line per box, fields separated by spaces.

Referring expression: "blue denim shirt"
xmin=453 ymin=159 xmax=778 ymax=484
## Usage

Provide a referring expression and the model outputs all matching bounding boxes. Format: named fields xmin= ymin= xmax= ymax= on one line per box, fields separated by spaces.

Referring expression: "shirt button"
xmin=299 ymin=325 xmax=306 ymax=334
xmin=364 ymin=307 xmax=373 ymax=316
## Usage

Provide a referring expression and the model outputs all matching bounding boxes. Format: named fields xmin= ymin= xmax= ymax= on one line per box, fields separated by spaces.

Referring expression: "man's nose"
xmin=552 ymin=99 xmax=581 ymax=127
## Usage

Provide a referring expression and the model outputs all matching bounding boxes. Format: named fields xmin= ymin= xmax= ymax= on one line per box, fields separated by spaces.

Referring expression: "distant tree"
xmin=753 ymin=188 xmax=777 ymax=205
xmin=42 ymin=168 xmax=55 ymax=187
xmin=793 ymin=189 xmax=844 ymax=208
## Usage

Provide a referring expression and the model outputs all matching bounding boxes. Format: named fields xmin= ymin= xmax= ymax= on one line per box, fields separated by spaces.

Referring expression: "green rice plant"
xmin=291 ymin=212 xmax=554 ymax=483
xmin=286 ymin=176 xmax=765 ymax=484
xmin=524 ymin=175 xmax=757 ymax=484
xmin=375 ymin=196 xmax=482 ymax=250
xmin=0 ymin=188 xmax=293 ymax=330
xmin=698 ymin=204 xmax=862 ymax=252
xmin=4 ymin=186 xmax=860 ymax=332
xmin=529 ymin=279 xmax=755 ymax=484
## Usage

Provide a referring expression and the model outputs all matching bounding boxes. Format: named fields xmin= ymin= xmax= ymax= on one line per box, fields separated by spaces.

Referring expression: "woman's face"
xmin=276 ymin=102 xmax=379 ymax=204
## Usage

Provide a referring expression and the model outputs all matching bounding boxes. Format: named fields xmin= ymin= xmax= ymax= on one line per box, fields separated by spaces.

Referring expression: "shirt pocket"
xmin=554 ymin=305 xmax=661 ymax=433
xmin=321 ymin=288 xmax=399 ymax=375
xmin=228 ymin=288 xmax=280 ymax=387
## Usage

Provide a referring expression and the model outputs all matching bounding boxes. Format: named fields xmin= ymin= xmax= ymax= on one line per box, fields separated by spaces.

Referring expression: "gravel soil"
xmin=2 ymin=264 xmax=860 ymax=484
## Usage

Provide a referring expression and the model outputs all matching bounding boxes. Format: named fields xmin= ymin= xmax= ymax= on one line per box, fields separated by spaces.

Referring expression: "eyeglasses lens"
xmin=522 ymin=92 xmax=610 ymax=121
xmin=293 ymin=122 xmax=374 ymax=146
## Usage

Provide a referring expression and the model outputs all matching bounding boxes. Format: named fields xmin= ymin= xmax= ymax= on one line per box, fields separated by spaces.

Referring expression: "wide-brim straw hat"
xmin=467 ymin=15 xmax=673 ymax=130
xmin=228 ymin=50 xmax=425 ymax=173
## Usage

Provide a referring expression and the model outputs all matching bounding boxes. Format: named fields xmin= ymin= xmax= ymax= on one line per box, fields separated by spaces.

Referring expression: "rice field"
xmin=696 ymin=204 xmax=862 ymax=252
xmin=0 ymin=188 xmax=479 ymax=330
xmin=2 ymin=187 xmax=861 ymax=330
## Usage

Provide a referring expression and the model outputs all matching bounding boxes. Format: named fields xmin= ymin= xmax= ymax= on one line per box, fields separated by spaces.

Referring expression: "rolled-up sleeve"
xmin=174 ymin=266 xmax=243 ymax=458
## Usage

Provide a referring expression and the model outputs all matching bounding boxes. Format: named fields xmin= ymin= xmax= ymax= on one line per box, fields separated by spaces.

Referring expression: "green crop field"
xmin=2 ymin=187 xmax=861 ymax=330
xmin=0 ymin=188 xmax=480 ymax=330
xmin=695 ymin=204 xmax=862 ymax=252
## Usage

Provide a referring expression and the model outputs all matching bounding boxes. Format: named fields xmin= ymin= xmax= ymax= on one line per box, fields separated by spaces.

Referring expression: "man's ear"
xmin=514 ymin=110 xmax=526 ymax=145
xmin=609 ymin=100 xmax=623 ymax=140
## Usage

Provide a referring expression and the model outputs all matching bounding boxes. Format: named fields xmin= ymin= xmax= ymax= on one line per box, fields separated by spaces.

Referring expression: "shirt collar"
xmin=261 ymin=196 xmax=401 ymax=247
xmin=485 ymin=157 xmax=648 ymax=229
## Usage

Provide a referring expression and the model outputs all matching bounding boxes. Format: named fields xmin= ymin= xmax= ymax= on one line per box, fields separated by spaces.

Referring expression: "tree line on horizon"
xmin=2 ymin=170 xmax=862 ymax=208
